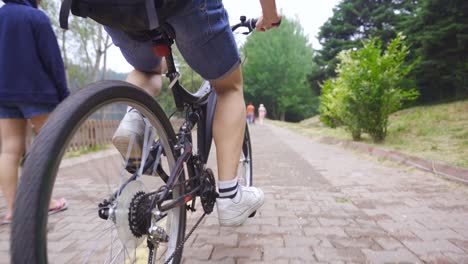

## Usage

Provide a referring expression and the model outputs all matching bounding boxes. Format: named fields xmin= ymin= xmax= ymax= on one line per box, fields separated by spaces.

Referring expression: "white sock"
xmin=218 ymin=177 xmax=241 ymax=202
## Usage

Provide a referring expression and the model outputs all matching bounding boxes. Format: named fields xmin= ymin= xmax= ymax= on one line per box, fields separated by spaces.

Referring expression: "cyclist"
xmin=108 ymin=0 xmax=281 ymax=226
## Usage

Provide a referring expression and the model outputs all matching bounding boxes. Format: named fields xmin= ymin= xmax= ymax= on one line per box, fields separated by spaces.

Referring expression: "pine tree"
xmin=408 ymin=0 xmax=468 ymax=101
xmin=312 ymin=0 xmax=419 ymax=93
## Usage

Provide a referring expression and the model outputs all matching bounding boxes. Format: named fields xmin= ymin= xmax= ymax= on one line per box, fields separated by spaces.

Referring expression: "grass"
xmin=274 ymin=99 xmax=468 ymax=168
xmin=65 ymin=144 xmax=111 ymax=158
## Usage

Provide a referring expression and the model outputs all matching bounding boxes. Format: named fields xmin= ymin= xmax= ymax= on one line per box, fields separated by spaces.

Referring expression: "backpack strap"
xmin=59 ymin=0 xmax=73 ymax=30
xmin=146 ymin=0 xmax=160 ymax=30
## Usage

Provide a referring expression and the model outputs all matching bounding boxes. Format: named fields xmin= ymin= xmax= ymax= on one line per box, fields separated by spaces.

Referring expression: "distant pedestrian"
xmin=0 ymin=0 xmax=70 ymax=224
xmin=246 ymin=103 xmax=255 ymax=124
xmin=258 ymin=103 xmax=267 ymax=125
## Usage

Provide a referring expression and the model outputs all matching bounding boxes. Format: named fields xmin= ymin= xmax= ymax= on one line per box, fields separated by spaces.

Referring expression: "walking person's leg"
xmin=29 ymin=113 xmax=68 ymax=213
xmin=0 ymin=118 xmax=27 ymax=222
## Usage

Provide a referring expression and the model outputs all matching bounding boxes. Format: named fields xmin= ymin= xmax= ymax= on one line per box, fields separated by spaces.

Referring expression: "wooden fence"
xmin=67 ymin=120 xmax=120 ymax=151
xmin=0 ymin=120 xmax=120 ymax=152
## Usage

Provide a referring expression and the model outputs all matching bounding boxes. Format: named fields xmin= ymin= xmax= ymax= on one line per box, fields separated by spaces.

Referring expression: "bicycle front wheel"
xmin=12 ymin=81 xmax=186 ymax=264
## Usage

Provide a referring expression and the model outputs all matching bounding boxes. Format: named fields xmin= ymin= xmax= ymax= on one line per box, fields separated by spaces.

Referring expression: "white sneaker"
xmin=112 ymin=109 xmax=145 ymax=159
xmin=216 ymin=185 xmax=264 ymax=226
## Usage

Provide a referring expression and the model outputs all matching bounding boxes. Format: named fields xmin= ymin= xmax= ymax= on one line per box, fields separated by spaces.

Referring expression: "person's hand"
xmin=256 ymin=15 xmax=282 ymax=32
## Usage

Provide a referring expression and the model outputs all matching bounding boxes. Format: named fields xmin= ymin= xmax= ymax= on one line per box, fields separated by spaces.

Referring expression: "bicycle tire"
xmin=11 ymin=81 xmax=186 ymax=264
xmin=239 ymin=124 xmax=253 ymax=187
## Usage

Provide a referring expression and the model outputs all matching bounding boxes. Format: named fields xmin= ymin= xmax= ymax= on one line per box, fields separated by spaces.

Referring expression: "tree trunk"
xmin=61 ymin=30 xmax=70 ymax=86
xmin=92 ymin=26 xmax=104 ymax=82
xmin=280 ymin=111 xmax=285 ymax=121
xmin=101 ymin=34 xmax=110 ymax=80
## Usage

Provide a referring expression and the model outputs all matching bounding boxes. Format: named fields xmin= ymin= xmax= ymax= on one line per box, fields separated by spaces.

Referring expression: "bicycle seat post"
xmin=152 ymin=24 xmax=178 ymax=80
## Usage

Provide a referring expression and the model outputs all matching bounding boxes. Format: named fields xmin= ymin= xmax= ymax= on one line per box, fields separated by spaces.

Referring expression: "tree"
xmin=242 ymin=17 xmax=318 ymax=121
xmin=40 ymin=0 xmax=113 ymax=89
xmin=405 ymin=0 xmax=468 ymax=102
xmin=313 ymin=0 xmax=419 ymax=89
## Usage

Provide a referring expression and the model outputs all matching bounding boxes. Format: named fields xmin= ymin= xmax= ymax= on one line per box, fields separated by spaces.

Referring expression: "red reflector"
xmin=184 ymin=195 xmax=192 ymax=203
xmin=153 ymin=45 xmax=170 ymax=57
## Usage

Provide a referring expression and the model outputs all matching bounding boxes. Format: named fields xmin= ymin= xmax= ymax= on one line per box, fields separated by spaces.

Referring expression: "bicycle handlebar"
xmin=231 ymin=16 xmax=258 ymax=34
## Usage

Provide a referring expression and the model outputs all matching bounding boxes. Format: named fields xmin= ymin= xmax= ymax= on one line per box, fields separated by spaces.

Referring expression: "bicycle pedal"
xmin=248 ymin=211 xmax=257 ymax=218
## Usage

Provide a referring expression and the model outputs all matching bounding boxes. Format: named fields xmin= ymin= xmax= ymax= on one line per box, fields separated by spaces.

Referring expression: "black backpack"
xmin=60 ymin=0 xmax=185 ymax=40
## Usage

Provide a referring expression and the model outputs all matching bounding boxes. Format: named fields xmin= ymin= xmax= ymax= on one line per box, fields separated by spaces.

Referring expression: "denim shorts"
xmin=105 ymin=0 xmax=240 ymax=81
xmin=0 ymin=103 xmax=55 ymax=119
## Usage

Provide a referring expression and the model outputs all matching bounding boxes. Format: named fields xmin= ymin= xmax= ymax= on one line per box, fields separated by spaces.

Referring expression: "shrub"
xmin=319 ymin=34 xmax=419 ymax=142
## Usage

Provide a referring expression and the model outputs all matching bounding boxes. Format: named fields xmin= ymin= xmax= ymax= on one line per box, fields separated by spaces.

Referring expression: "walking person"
xmin=246 ymin=102 xmax=255 ymax=125
xmin=0 ymin=0 xmax=70 ymax=224
xmin=258 ymin=103 xmax=267 ymax=125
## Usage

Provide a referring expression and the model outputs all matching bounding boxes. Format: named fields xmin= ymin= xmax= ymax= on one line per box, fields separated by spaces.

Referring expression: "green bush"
xmin=319 ymin=34 xmax=419 ymax=142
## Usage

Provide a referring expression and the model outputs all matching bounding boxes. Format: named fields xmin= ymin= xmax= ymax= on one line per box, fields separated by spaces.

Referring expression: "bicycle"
xmin=11 ymin=16 xmax=258 ymax=264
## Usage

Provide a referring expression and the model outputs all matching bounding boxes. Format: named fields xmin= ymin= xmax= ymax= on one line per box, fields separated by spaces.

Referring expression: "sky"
xmin=106 ymin=0 xmax=341 ymax=73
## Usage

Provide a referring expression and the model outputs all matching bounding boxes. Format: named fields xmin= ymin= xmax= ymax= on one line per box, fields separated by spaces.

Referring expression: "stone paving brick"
xmin=182 ymin=245 xmax=213 ymax=260
xmin=49 ymin=252 xmax=79 ymax=264
xmin=183 ymin=259 xmax=234 ymax=264
xmin=192 ymin=234 xmax=238 ymax=247
xmin=279 ymin=216 xmax=311 ymax=226
xmin=238 ymin=259 xmax=289 ymax=264
xmin=402 ymin=239 xmax=465 ymax=256
xmin=374 ymin=237 xmax=404 ymax=250
xmin=239 ymin=234 xmax=284 ymax=247
xmin=313 ymin=246 xmax=366 ymax=262
xmin=362 ymin=248 xmax=421 ymax=263
xmin=303 ymin=227 xmax=348 ymax=238
xmin=420 ymin=253 xmax=457 ymax=264
xmin=329 ymin=237 xmax=381 ymax=250
xmin=211 ymin=246 xmax=261 ymax=261
xmin=283 ymin=235 xmax=320 ymax=247
xmin=449 ymin=239 xmax=468 ymax=253
xmin=344 ymin=227 xmax=387 ymax=238
xmin=248 ymin=216 xmax=279 ymax=226
xmin=410 ymin=228 xmax=465 ymax=241
xmin=263 ymin=247 xmax=316 ymax=262
xmin=219 ymin=224 xmax=260 ymax=235
xmin=318 ymin=217 xmax=352 ymax=226
xmin=443 ymin=252 xmax=468 ymax=263
xmin=261 ymin=225 xmax=304 ymax=236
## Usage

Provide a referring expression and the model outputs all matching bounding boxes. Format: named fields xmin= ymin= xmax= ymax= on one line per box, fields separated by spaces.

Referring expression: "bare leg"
xmin=29 ymin=113 xmax=65 ymax=210
xmin=211 ymin=65 xmax=246 ymax=181
xmin=0 ymin=119 xmax=27 ymax=220
xmin=126 ymin=61 xmax=166 ymax=96
xmin=30 ymin=113 xmax=49 ymax=133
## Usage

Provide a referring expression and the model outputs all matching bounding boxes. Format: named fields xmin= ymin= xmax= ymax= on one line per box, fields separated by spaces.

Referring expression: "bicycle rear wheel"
xmin=238 ymin=124 xmax=253 ymax=187
xmin=11 ymin=81 xmax=186 ymax=264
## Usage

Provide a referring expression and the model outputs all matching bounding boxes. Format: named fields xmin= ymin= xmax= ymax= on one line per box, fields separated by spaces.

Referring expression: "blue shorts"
xmin=0 ymin=103 xmax=55 ymax=119
xmin=105 ymin=0 xmax=240 ymax=81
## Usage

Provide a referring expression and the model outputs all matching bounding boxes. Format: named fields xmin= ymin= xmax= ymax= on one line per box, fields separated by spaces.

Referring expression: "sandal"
xmin=48 ymin=198 xmax=68 ymax=215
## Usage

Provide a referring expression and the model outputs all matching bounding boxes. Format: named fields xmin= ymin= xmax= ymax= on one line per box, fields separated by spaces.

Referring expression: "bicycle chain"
xmin=164 ymin=212 xmax=206 ymax=264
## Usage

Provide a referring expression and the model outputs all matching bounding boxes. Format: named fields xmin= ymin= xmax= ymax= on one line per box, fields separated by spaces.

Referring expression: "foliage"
xmin=320 ymin=35 xmax=419 ymax=142
xmin=315 ymin=0 xmax=419 ymax=81
xmin=314 ymin=0 xmax=468 ymax=104
xmin=403 ymin=0 xmax=468 ymax=102
xmin=40 ymin=0 xmax=113 ymax=85
xmin=242 ymin=17 xmax=318 ymax=121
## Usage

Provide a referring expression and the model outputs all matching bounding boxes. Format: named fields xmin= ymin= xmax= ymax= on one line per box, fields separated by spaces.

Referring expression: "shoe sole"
xmin=112 ymin=135 xmax=143 ymax=160
xmin=218 ymin=195 xmax=264 ymax=226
